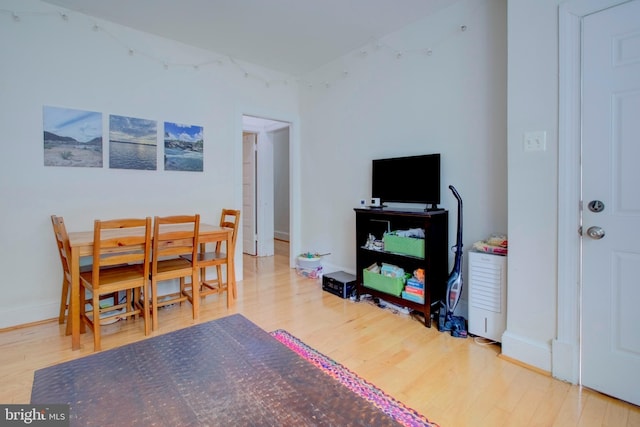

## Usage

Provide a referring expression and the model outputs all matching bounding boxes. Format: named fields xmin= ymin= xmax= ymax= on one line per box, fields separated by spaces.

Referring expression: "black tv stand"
xmin=354 ymin=207 xmax=448 ymax=327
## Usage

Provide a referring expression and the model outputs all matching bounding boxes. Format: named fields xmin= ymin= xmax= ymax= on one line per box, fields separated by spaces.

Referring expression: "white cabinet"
xmin=468 ymin=251 xmax=507 ymax=342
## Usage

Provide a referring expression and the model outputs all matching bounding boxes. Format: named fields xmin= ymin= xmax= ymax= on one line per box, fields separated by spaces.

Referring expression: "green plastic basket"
xmin=363 ymin=269 xmax=404 ymax=296
xmin=383 ymin=234 xmax=425 ymax=258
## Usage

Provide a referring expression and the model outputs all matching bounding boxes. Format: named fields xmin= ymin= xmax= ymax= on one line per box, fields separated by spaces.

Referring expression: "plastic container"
xmin=296 ymin=255 xmax=322 ymax=269
xmin=296 ymin=265 xmax=322 ymax=278
xmin=296 ymin=254 xmax=323 ymax=278
xmin=383 ymin=234 xmax=425 ymax=258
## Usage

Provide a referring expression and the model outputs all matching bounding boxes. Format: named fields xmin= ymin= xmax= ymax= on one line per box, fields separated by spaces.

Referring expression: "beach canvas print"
xmin=43 ymin=106 xmax=103 ymax=167
xmin=109 ymin=115 xmax=157 ymax=170
xmin=164 ymin=122 xmax=203 ymax=172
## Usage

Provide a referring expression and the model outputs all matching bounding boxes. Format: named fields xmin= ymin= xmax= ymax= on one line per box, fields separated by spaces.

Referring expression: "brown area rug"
xmin=31 ymin=314 xmax=438 ymax=426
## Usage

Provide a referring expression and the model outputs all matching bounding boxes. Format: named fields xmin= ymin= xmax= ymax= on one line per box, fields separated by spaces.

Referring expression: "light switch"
xmin=524 ymin=131 xmax=546 ymax=152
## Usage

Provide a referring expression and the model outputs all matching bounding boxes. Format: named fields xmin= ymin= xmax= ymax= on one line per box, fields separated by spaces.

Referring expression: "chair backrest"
xmin=51 ymin=215 xmax=72 ymax=281
xmin=219 ymin=209 xmax=241 ymax=247
xmin=92 ymin=217 xmax=152 ymax=285
xmin=151 ymin=214 xmax=200 ymax=274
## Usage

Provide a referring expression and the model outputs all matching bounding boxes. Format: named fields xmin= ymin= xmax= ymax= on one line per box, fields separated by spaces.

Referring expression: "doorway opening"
xmin=241 ymin=115 xmax=291 ymax=260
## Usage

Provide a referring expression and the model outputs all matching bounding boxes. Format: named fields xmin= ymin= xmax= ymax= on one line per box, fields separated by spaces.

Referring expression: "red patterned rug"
xmin=270 ymin=330 xmax=438 ymax=427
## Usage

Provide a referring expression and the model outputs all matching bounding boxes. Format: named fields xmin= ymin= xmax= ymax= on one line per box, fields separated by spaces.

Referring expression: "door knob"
xmin=586 ymin=226 xmax=605 ymax=240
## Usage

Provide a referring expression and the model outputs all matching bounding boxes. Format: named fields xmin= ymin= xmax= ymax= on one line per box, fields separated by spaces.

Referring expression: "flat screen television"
xmin=372 ymin=153 xmax=441 ymax=209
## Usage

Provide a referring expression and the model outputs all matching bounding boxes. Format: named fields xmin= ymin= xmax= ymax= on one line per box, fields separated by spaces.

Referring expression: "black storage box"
xmin=322 ymin=271 xmax=356 ymax=299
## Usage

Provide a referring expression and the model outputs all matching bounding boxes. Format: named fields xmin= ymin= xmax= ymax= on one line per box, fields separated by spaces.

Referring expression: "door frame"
xmin=555 ymin=0 xmax=633 ymax=384
xmin=242 ymin=120 xmax=276 ymax=257
xmin=236 ymin=109 xmax=300 ymax=268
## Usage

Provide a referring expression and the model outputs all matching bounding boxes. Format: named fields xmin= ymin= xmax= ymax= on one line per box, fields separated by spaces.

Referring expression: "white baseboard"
xmin=317 ymin=262 xmax=355 ymax=278
xmin=0 ymin=280 xmax=188 ymax=330
xmin=0 ymin=302 xmax=59 ymax=329
xmin=274 ymin=230 xmax=289 ymax=241
xmin=501 ymin=329 xmax=552 ymax=372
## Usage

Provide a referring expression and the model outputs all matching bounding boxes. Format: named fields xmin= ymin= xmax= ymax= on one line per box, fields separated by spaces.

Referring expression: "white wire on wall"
xmin=1 ymin=3 xmax=481 ymax=91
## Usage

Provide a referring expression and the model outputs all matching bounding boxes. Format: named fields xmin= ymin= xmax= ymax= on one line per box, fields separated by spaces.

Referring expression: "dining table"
xmin=67 ymin=222 xmax=235 ymax=350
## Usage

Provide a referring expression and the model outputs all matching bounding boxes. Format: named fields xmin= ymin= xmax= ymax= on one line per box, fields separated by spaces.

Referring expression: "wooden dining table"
xmin=67 ymin=223 xmax=235 ymax=350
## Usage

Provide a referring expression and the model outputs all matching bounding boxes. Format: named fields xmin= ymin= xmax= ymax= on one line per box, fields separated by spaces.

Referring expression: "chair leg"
xmin=217 ymin=264 xmax=232 ymax=302
xmin=231 ymin=266 xmax=237 ymax=299
xmin=59 ymin=278 xmax=68 ymax=324
xmin=62 ymin=278 xmax=73 ymax=336
xmin=79 ymin=284 xmax=87 ymax=335
xmin=216 ymin=265 xmax=223 ymax=289
xmin=179 ymin=277 xmax=186 ymax=305
xmin=125 ymin=289 xmax=133 ymax=319
xmin=139 ymin=284 xmax=149 ymax=336
xmin=200 ymin=266 xmax=207 ymax=290
xmin=151 ymin=278 xmax=159 ymax=332
xmin=92 ymin=291 xmax=101 ymax=351
xmin=192 ymin=269 xmax=199 ymax=321
xmin=65 ymin=312 xmax=72 ymax=336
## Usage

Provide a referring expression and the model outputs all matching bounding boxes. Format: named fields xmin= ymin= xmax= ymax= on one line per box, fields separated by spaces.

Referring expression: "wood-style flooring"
xmin=1 ymin=240 xmax=638 ymax=426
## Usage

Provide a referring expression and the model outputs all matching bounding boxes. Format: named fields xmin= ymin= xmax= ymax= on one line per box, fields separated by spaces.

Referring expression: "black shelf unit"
xmin=354 ymin=207 xmax=448 ymax=327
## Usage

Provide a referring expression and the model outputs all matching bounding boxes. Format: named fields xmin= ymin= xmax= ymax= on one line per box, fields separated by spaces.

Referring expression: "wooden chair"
xmin=51 ymin=215 xmax=116 ymax=336
xmin=150 ymin=214 xmax=200 ymax=331
xmin=80 ymin=217 xmax=152 ymax=351
xmin=51 ymin=215 xmax=78 ymax=336
xmin=183 ymin=209 xmax=239 ymax=304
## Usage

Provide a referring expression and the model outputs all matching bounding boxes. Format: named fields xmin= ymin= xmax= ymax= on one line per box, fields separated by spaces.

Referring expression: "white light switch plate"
xmin=524 ymin=131 xmax=546 ymax=151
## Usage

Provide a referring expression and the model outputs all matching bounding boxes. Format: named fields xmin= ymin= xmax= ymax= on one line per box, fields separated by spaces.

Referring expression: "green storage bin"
xmin=383 ymin=234 xmax=425 ymax=258
xmin=363 ymin=269 xmax=405 ymax=296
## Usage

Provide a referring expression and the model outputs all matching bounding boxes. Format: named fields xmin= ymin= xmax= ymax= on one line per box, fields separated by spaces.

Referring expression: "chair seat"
xmin=81 ymin=265 xmax=147 ymax=292
xmin=154 ymin=257 xmax=193 ymax=275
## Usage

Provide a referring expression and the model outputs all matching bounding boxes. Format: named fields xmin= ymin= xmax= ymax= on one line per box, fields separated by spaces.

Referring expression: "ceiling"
xmin=40 ymin=0 xmax=461 ymax=76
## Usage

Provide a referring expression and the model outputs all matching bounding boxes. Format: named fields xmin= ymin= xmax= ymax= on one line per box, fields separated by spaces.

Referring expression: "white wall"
xmin=502 ymin=0 xmax=563 ymax=372
xmin=298 ymin=0 xmax=508 ymax=311
xmin=1 ymin=0 xmax=567 ymax=378
xmin=0 ymin=0 xmax=299 ymax=328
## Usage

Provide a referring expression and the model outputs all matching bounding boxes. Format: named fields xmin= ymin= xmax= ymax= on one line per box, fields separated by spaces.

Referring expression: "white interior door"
xmin=255 ymin=130 xmax=275 ymax=256
xmin=242 ymin=132 xmax=257 ymax=256
xmin=581 ymin=0 xmax=640 ymax=406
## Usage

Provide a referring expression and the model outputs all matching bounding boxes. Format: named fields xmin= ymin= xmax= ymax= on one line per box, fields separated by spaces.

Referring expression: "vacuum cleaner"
xmin=438 ymin=185 xmax=467 ymax=338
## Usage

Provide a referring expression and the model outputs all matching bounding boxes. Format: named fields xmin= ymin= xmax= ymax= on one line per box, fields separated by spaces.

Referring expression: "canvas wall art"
xmin=164 ymin=122 xmax=203 ymax=172
xmin=43 ymin=106 xmax=103 ymax=168
xmin=109 ymin=115 xmax=158 ymax=170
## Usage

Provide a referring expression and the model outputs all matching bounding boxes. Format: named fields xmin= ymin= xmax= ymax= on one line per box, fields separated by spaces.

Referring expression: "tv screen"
xmin=372 ymin=153 xmax=440 ymax=207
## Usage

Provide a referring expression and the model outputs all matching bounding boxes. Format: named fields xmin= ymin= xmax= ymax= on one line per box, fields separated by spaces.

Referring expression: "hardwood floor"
xmin=2 ymin=240 xmax=639 ymax=426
